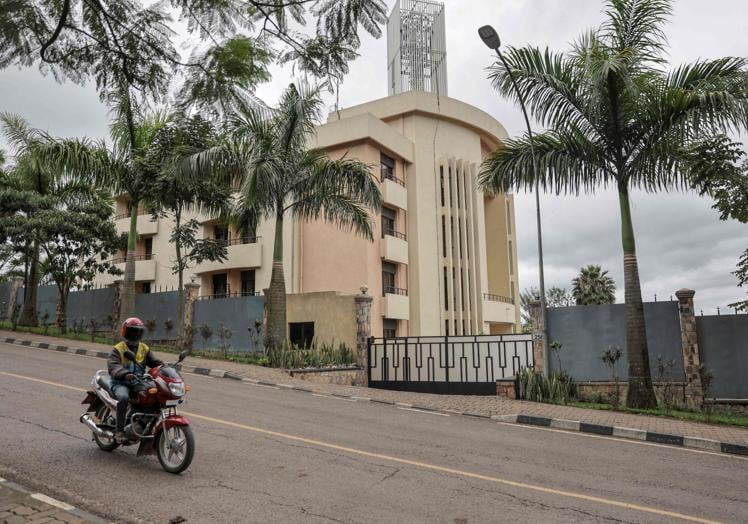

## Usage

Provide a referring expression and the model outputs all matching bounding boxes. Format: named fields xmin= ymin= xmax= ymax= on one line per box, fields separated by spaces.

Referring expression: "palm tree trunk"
xmin=56 ymin=286 xmax=67 ymax=335
xmin=120 ymin=202 xmax=138 ymax=322
xmin=175 ymin=207 xmax=184 ymax=348
xmin=266 ymin=214 xmax=286 ymax=349
xmin=618 ymin=187 xmax=657 ymax=409
xmin=18 ymin=239 xmax=40 ymax=326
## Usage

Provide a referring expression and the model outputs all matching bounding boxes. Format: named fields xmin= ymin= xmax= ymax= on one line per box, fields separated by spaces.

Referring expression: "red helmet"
xmin=121 ymin=317 xmax=145 ymax=345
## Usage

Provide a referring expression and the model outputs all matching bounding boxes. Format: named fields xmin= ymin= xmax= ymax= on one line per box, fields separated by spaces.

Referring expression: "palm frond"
xmin=602 ymin=0 xmax=671 ymax=64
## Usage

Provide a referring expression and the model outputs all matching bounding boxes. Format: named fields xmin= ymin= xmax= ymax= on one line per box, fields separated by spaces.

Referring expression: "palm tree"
xmin=0 ymin=114 xmax=62 ymax=326
xmin=572 ymin=265 xmax=616 ymax=305
xmin=41 ymin=90 xmax=169 ymax=322
xmin=478 ymin=0 xmax=748 ymax=408
xmin=193 ymin=83 xmax=382 ymax=347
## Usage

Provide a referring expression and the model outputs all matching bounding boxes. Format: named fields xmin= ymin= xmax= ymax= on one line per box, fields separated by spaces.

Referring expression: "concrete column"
xmin=6 ymin=277 xmax=23 ymax=321
xmin=182 ymin=283 xmax=201 ymax=350
xmin=109 ymin=281 xmax=124 ymax=336
xmin=675 ymin=289 xmax=704 ymax=409
xmin=355 ymin=286 xmax=373 ymax=386
xmin=529 ymin=299 xmax=545 ymax=374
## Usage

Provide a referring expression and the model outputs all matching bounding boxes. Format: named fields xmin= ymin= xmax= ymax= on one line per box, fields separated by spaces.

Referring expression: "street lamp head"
xmin=478 ymin=25 xmax=501 ymax=50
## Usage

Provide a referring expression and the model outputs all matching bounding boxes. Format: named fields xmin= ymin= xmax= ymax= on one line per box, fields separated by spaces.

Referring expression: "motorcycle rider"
xmin=108 ymin=317 xmax=163 ymax=443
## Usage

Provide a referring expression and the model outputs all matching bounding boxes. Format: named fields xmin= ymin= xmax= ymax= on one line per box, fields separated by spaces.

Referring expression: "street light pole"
xmin=478 ymin=25 xmax=549 ymax=375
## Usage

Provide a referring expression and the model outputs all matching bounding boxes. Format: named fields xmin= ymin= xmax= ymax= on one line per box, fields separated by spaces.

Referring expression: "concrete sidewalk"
xmin=3 ymin=329 xmax=748 ymax=449
xmin=0 ymin=477 xmax=104 ymax=524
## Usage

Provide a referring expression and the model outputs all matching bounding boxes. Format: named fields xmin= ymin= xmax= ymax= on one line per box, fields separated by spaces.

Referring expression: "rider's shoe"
xmin=114 ymin=430 xmax=128 ymax=444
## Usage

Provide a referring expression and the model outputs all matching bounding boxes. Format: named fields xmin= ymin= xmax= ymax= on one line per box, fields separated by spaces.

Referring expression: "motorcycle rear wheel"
xmin=93 ymin=405 xmax=119 ymax=452
xmin=157 ymin=425 xmax=194 ymax=474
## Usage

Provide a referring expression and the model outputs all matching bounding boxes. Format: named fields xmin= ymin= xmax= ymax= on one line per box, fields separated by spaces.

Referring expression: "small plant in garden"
xmin=655 ymin=355 xmax=677 ymax=415
xmin=183 ymin=325 xmax=196 ymax=349
xmin=601 ymin=346 xmax=623 ymax=409
xmin=266 ymin=341 xmax=355 ymax=369
xmin=199 ymin=323 xmax=212 ymax=348
xmin=145 ymin=318 xmax=157 ymax=333
xmin=40 ymin=310 xmax=51 ymax=335
xmin=515 ymin=368 xmax=575 ymax=404
xmin=217 ymin=323 xmax=233 ymax=357
xmin=698 ymin=364 xmax=715 ymax=423
xmin=88 ymin=318 xmax=99 ymax=342
xmin=549 ymin=340 xmax=563 ymax=371
xmin=164 ymin=318 xmax=174 ymax=335
xmin=249 ymin=319 xmax=265 ymax=355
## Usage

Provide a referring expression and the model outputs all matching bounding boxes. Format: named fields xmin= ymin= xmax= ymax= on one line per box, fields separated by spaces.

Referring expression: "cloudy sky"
xmin=1 ymin=0 xmax=746 ymax=313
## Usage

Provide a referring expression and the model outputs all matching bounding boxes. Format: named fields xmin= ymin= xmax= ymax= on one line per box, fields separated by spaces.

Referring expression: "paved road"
xmin=1 ymin=342 xmax=746 ymax=524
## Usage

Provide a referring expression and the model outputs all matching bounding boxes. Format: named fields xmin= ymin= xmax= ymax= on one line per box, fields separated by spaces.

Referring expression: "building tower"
xmin=387 ymin=0 xmax=448 ymax=96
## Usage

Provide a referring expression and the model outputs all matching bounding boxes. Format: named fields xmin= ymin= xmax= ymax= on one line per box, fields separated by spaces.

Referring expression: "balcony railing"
xmin=114 ymin=210 xmax=151 ymax=221
xmin=196 ymin=290 xmax=261 ymax=300
xmin=382 ymin=228 xmax=407 ymax=241
xmin=213 ymin=236 xmax=260 ymax=247
xmin=111 ymin=254 xmax=154 ymax=264
xmin=483 ymin=293 xmax=514 ymax=304
xmin=383 ymin=286 xmax=408 ymax=297
xmin=382 ymin=169 xmax=405 ymax=187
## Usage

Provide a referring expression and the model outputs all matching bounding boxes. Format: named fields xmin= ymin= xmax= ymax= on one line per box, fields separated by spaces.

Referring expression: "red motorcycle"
xmin=80 ymin=350 xmax=195 ymax=474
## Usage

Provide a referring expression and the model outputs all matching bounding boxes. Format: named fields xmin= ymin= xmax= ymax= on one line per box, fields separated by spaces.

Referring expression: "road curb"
xmin=5 ymin=335 xmax=748 ymax=458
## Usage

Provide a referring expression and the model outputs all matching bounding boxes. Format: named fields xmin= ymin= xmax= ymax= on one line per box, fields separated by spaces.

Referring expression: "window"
xmin=456 ymin=168 xmax=461 ymax=208
xmin=214 ymin=224 xmax=229 ymax=243
xmin=241 ymin=270 xmax=255 ymax=296
xmin=452 ymin=267 xmax=456 ymax=310
xmin=444 ymin=319 xmax=449 ymax=336
xmin=443 ymin=267 xmax=449 ymax=310
xmin=458 ymin=217 xmax=463 ymax=258
xmin=380 ymin=153 xmax=395 ymax=182
xmin=450 ymin=217 xmax=455 ymax=255
xmin=441 ymin=216 xmax=447 ymax=258
xmin=382 ymin=262 xmax=397 ymax=295
xmin=448 ymin=167 xmax=453 ymax=205
xmin=461 ymin=268 xmax=465 ymax=310
xmin=142 ymin=282 xmax=151 ymax=294
xmin=454 ymin=319 xmax=458 ymax=335
xmin=507 ymin=204 xmax=512 ymax=234
xmin=383 ymin=319 xmax=397 ymax=338
xmin=440 ymin=166 xmax=445 ymax=206
xmin=289 ymin=322 xmax=314 ymax=349
xmin=212 ymin=273 xmax=228 ymax=297
xmin=382 ymin=207 xmax=396 ymax=237
xmin=509 ymin=241 xmax=514 ymax=275
xmin=144 ymin=237 xmax=153 ymax=258
xmin=462 ymin=320 xmax=466 ymax=336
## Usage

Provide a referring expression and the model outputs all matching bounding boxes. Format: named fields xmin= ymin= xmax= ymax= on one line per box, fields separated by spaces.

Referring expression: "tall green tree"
xmin=40 ymin=99 xmax=169 ymax=321
xmin=688 ymin=137 xmax=748 ymax=311
xmin=147 ymin=115 xmax=231 ymax=341
xmin=478 ymin=0 xmax=748 ymax=407
xmin=193 ymin=83 xmax=382 ymax=347
xmin=572 ymin=265 xmax=616 ymax=305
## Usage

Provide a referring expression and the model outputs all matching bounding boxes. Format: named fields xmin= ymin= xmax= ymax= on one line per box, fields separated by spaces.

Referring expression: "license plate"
xmin=164 ymin=400 xmax=180 ymax=406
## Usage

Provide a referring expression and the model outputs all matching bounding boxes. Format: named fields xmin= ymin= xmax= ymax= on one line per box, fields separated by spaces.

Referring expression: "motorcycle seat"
xmin=97 ymin=374 xmax=113 ymax=393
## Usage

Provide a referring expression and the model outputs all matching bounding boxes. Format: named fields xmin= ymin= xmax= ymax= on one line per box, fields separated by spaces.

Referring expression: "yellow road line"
xmin=0 ymin=370 xmax=722 ymax=523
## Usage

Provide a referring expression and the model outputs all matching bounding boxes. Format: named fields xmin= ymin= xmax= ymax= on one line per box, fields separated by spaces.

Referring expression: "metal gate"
xmin=368 ymin=334 xmax=535 ymax=395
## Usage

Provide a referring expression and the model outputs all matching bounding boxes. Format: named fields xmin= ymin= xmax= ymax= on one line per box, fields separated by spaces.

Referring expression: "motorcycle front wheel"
xmin=157 ymin=425 xmax=194 ymax=474
xmin=93 ymin=405 xmax=119 ymax=452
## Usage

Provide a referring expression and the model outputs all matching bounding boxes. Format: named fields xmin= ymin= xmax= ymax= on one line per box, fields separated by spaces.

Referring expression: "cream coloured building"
xmin=96 ymin=90 xmax=521 ymax=337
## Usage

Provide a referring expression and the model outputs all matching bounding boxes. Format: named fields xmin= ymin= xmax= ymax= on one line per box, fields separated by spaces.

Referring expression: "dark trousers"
xmin=112 ymin=385 xmax=130 ymax=432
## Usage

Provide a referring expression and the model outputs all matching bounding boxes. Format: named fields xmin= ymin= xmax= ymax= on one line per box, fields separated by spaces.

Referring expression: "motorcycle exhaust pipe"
xmin=80 ymin=413 xmax=114 ymax=439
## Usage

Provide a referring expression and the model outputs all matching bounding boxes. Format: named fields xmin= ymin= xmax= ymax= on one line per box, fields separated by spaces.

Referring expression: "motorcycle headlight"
xmin=168 ymin=382 xmax=185 ymax=397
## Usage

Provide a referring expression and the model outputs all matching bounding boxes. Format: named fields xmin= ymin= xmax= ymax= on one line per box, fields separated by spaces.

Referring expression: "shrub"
xmin=217 ymin=323 xmax=233 ymax=357
xmin=515 ymin=368 xmax=576 ymax=404
xmin=266 ymin=340 xmax=355 ymax=369
xmin=601 ymin=346 xmax=623 ymax=409
xmin=655 ymin=355 xmax=677 ymax=414
xmin=199 ymin=323 xmax=212 ymax=347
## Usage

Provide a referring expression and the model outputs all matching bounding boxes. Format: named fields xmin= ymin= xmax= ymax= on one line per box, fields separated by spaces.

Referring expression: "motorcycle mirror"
xmin=123 ymin=350 xmax=136 ymax=361
xmin=178 ymin=350 xmax=189 ymax=363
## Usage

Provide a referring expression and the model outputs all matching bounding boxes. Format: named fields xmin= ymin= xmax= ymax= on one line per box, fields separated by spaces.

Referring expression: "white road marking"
xmin=31 ymin=493 xmax=75 ymax=511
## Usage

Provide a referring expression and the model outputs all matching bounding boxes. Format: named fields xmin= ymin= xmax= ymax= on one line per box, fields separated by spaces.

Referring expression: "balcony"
xmin=482 ymin=293 xmax=517 ymax=324
xmin=382 ymin=287 xmax=409 ymax=320
xmin=113 ymin=254 xmax=157 ymax=281
xmin=380 ymin=230 xmax=408 ymax=265
xmin=382 ymin=173 xmax=407 ymax=211
xmin=194 ymin=237 xmax=263 ymax=274
xmin=115 ymin=211 xmax=158 ymax=236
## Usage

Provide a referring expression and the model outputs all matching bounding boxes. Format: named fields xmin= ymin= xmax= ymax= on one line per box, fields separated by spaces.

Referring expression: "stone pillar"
xmin=109 ymin=280 xmax=124 ymax=336
xmin=529 ymin=299 xmax=545 ymax=374
xmin=676 ymin=288 xmax=704 ymax=409
xmin=6 ymin=277 xmax=23 ymax=321
xmin=182 ymin=282 xmax=201 ymax=350
xmin=354 ymin=286 xmax=373 ymax=387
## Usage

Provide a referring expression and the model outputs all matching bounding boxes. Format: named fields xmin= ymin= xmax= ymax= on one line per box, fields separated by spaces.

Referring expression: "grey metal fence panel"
xmin=135 ymin=291 xmax=180 ymax=341
xmin=546 ymin=301 xmax=684 ymax=381
xmin=36 ymin=285 xmax=58 ymax=324
xmin=66 ymin=287 xmax=116 ymax=330
xmin=193 ymin=296 xmax=265 ymax=352
xmin=0 ymin=282 xmax=11 ymax=318
xmin=696 ymin=314 xmax=748 ymax=399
